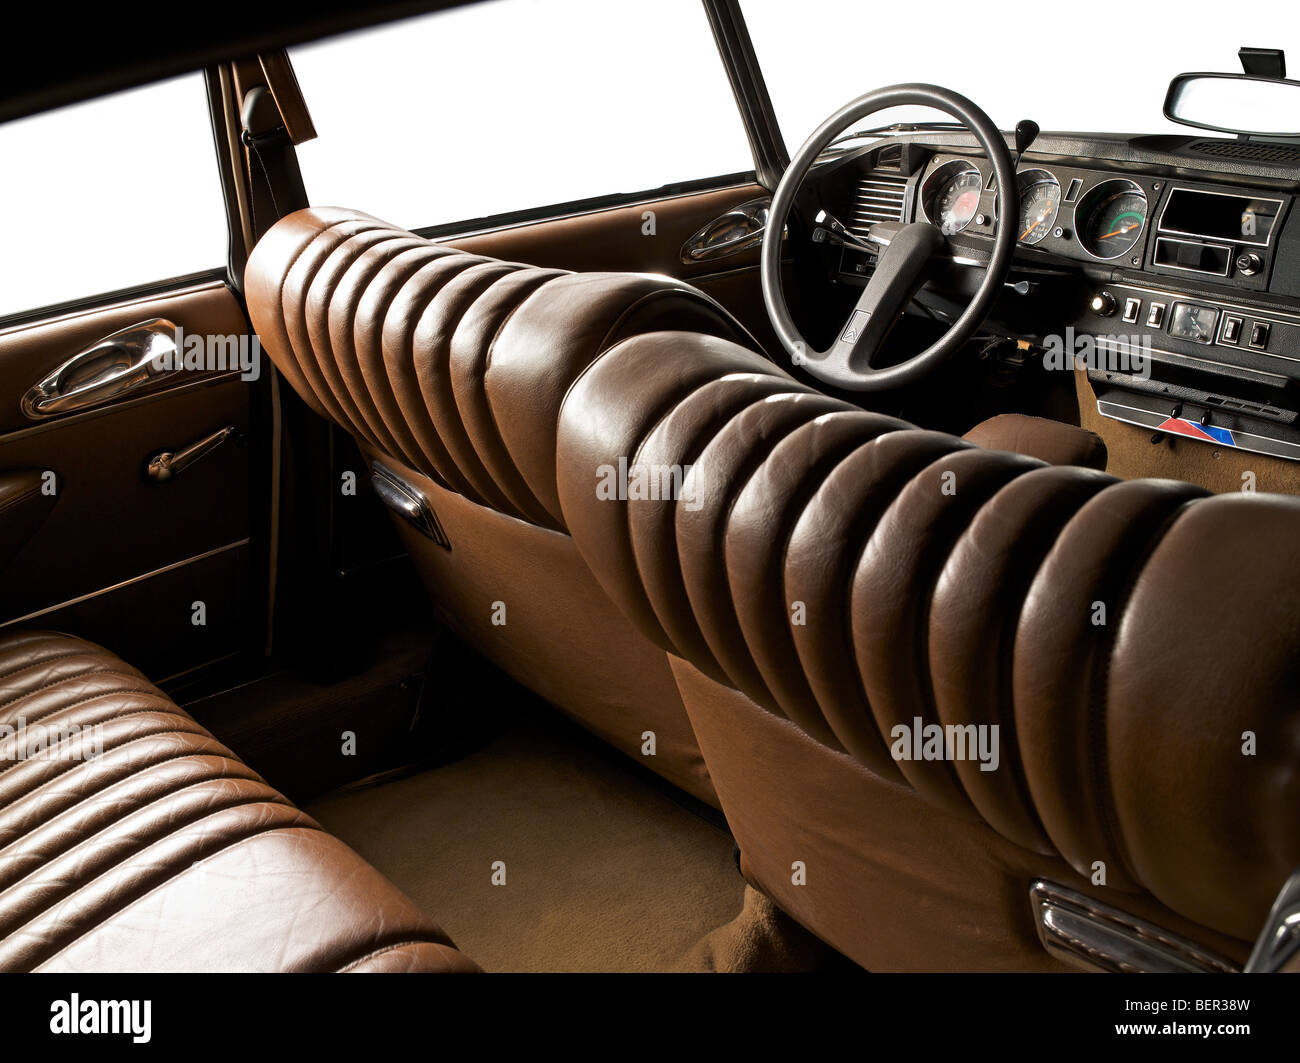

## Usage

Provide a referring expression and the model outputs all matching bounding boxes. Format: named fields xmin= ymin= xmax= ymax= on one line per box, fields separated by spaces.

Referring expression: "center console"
xmin=1080 ymin=179 xmax=1300 ymax=461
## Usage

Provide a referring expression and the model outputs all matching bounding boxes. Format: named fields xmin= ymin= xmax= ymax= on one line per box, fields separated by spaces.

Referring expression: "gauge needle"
xmin=1019 ymin=205 xmax=1054 ymax=241
xmin=1099 ymin=221 xmax=1140 ymax=240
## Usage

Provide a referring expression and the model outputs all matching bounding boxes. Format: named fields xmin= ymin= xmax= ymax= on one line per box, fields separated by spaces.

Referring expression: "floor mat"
xmin=306 ymin=711 xmax=746 ymax=973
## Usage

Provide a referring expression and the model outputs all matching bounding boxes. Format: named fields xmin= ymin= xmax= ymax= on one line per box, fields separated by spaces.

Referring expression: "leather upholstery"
xmin=245 ymin=207 xmax=759 ymax=531
xmin=671 ymin=658 xmax=1252 ymax=971
xmin=962 ymin=412 xmax=1107 ymax=470
xmin=368 ymin=450 xmax=716 ymax=803
xmin=244 ymin=207 xmax=764 ymax=803
xmin=0 ymin=629 xmax=476 ymax=972
xmin=241 ymin=208 xmax=1139 ymax=817
xmin=0 ymin=470 xmax=57 ymax=573
xmin=553 ymin=328 xmax=1300 ymax=949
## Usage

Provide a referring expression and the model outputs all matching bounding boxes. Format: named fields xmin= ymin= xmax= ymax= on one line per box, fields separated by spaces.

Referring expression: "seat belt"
xmin=234 ymin=52 xmax=317 ymax=660
xmin=239 ymin=51 xmax=313 ymax=242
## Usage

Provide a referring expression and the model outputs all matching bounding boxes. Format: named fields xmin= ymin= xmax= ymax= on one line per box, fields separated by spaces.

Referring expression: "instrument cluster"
xmin=919 ymin=159 xmax=1151 ymax=262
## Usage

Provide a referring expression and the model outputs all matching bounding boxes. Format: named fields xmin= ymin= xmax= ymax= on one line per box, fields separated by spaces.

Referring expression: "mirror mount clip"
xmin=1239 ymin=47 xmax=1285 ymax=80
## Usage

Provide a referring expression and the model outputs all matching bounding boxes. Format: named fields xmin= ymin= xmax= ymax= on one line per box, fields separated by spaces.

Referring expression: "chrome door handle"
xmin=22 ymin=318 xmax=178 ymax=420
xmin=680 ymin=197 xmax=772 ymax=263
xmin=145 ymin=425 xmax=237 ymax=484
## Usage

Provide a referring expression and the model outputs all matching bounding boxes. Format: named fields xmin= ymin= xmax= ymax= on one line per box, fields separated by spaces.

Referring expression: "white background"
xmin=745 ymin=0 xmax=1300 ymax=142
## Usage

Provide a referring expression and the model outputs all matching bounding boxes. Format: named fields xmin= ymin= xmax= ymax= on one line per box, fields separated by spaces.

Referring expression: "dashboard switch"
xmin=1091 ymin=292 xmax=1117 ymax=318
xmin=1146 ymin=302 xmax=1166 ymax=329
xmin=1122 ymin=297 xmax=1142 ymax=324
xmin=1222 ymin=316 xmax=1242 ymax=344
xmin=1249 ymin=322 xmax=1271 ymax=349
xmin=1236 ymin=252 xmax=1263 ymax=277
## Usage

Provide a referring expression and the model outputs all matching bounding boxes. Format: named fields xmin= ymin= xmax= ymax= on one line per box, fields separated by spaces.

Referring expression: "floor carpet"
xmin=306 ymin=710 xmax=747 ymax=973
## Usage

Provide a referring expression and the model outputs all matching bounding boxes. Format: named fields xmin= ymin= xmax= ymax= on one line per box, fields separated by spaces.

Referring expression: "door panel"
xmin=450 ymin=182 xmax=784 ymax=354
xmin=0 ymin=280 xmax=257 ymax=681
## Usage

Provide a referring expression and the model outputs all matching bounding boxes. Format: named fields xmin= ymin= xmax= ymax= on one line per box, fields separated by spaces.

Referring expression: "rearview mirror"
xmin=1165 ymin=72 xmax=1300 ymax=137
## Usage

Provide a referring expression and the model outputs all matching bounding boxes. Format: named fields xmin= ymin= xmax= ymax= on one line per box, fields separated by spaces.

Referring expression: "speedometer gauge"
xmin=1016 ymin=170 xmax=1060 ymax=245
xmin=922 ymin=161 xmax=983 ymax=236
xmin=1077 ymin=179 xmax=1148 ymax=260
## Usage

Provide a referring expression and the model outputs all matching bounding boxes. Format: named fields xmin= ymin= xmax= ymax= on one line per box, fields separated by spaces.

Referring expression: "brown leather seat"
xmin=244 ymin=207 xmax=770 ymax=804
xmin=243 ymin=207 xmax=1104 ymax=806
xmin=962 ymin=412 xmax=1106 ymax=469
xmin=0 ymin=629 xmax=477 ymax=972
xmin=554 ymin=328 xmax=1300 ymax=971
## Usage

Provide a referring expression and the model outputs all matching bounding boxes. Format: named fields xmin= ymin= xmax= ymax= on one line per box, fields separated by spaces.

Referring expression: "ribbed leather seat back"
xmin=242 ymin=207 xmax=764 ymax=805
xmin=555 ymin=328 xmax=1300 ymax=945
xmin=244 ymin=207 xmax=758 ymax=530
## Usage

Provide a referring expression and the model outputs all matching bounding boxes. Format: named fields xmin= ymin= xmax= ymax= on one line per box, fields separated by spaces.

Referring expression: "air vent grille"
xmin=1188 ymin=138 xmax=1300 ymax=164
xmin=850 ymin=170 xmax=908 ymax=237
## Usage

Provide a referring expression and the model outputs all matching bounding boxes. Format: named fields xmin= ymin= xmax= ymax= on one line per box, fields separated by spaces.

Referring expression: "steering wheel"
xmin=761 ymin=84 xmax=1019 ymax=392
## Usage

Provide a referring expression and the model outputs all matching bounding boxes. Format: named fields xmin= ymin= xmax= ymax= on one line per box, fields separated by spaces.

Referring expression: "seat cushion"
xmin=962 ymin=413 xmax=1108 ymax=469
xmin=0 ymin=630 xmax=477 ymax=973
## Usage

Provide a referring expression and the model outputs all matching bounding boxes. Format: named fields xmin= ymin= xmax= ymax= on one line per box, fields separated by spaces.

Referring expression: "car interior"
xmin=2 ymin=0 xmax=1300 ymax=982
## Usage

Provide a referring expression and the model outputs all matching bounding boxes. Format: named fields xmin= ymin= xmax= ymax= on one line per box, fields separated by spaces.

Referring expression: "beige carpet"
xmin=307 ymin=712 xmax=746 ymax=972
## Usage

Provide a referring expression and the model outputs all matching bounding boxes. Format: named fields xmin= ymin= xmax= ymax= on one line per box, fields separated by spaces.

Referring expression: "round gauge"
xmin=923 ymin=161 xmax=983 ymax=236
xmin=1016 ymin=169 xmax=1061 ymax=245
xmin=1077 ymin=180 xmax=1149 ymax=260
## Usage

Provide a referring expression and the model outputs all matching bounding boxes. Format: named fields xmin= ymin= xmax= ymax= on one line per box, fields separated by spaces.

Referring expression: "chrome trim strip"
xmin=1029 ymin=880 xmax=1239 ymax=973
xmin=1097 ymin=398 xmax=1300 ymax=462
xmin=0 ymin=539 xmax=251 ymax=628
xmin=1095 ymin=335 xmax=1300 ymax=376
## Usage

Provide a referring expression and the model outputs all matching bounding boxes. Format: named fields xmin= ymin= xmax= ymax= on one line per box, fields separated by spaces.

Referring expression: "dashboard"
xmin=812 ymin=131 xmax=1300 ymax=462
xmin=910 ymin=152 xmax=1285 ymax=283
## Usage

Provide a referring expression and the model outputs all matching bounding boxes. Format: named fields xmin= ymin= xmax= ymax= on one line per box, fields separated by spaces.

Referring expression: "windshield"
xmin=741 ymin=0 xmax=1300 ymax=146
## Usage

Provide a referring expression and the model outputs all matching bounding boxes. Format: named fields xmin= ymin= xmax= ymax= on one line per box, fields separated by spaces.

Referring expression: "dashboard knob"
xmin=1091 ymin=292 xmax=1117 ymax=317
xmin=1236 ymin=252 xmax=1263 ymax=276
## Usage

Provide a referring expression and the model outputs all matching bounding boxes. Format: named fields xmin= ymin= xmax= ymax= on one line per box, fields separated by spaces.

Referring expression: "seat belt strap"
xmin=239 ymin=70 xmax=310 ymax=242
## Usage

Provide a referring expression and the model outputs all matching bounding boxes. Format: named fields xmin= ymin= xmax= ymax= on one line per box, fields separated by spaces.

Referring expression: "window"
xmin=0 ymin=74 xmax=229 ymax=320
xmin=290 ymin=0 xmax=754 ymax=231
xmin=741 ymin=0 xmax=1300 ymax=142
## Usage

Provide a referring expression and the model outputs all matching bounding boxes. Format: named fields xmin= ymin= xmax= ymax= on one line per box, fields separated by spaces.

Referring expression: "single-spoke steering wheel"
xmin=762 ymin=84 xmax=1019 ymax=392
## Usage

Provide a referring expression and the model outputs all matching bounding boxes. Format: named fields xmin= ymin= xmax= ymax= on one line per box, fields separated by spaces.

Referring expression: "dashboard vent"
xmin=851 ymin=168 xmax=908 ymax=237
xmin=1188 ymin=138 xmax=1300 ymax=164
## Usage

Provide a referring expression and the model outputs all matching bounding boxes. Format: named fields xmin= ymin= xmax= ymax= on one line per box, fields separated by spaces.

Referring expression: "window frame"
xmin=410 ymin=169 xmax=760 ymax=245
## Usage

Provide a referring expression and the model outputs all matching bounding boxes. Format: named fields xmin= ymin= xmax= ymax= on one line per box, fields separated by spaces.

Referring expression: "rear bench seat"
xmin=0 ymin=630 xmax=477 ymax=973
